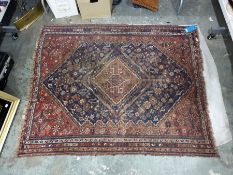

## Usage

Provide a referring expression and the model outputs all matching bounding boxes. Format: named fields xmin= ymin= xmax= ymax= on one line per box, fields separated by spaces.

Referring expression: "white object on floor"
xmin=209 ymin=16 xmax=214 ymax=22
xmin=218 ymin=0 xmax=233 ymax=40
xmin=46 ymin=0 xmax=79 ymax=18
xmin=209 ymin=169 xmax=222 ymax=175
xmin=199 ymin=31 xmax=232 ymax=146
xmin=177 ymin=0 xmax=184 ymax=14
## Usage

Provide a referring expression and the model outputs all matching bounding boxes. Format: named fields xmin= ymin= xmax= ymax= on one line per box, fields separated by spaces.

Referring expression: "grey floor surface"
xmin=0 ymin=0 xmax=233 ymax=174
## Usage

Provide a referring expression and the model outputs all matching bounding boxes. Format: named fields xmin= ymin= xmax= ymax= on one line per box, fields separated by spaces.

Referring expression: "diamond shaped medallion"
xmin=92 ymin=58 xmax=140 ymax=104
xmin=43 ymin=43 xmax=192 ymax=125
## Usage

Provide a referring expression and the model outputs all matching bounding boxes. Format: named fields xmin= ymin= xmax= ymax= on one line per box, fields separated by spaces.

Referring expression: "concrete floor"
xmin=0 ymin=0 xmax=233 ymax=174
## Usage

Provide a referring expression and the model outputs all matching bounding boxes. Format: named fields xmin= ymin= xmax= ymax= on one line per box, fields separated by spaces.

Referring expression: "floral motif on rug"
xmin=18 ymin=25 xmax=218 ymax=157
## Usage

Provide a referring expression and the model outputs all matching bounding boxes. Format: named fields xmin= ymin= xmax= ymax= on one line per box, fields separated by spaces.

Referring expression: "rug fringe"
xmin=16 ymin=26 xmax=46 ymax=157
xmin=195 ymin=27 xmax=219 ymax=157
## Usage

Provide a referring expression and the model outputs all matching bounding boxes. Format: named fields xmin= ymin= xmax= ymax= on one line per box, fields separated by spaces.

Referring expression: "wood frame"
xmin=0 ymin=91 xmax=20 ymax=153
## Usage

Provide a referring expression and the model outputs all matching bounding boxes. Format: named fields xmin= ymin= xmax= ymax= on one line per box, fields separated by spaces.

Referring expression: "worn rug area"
xmin=18 ymin=25 xmax=218 ymax=157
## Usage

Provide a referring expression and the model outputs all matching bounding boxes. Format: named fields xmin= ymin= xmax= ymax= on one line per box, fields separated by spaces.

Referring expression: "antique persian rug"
xmin=18 ymin=25 xmax=218 ymax=157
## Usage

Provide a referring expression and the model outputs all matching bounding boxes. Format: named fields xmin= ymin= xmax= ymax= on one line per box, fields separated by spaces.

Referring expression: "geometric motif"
xmin=44 ymin=43 xmax=192 ymax=125
xmin=93 ymin=58 xmax=140 ymax=105
xmin=18 ymin=25 xmax=218 ymax=157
